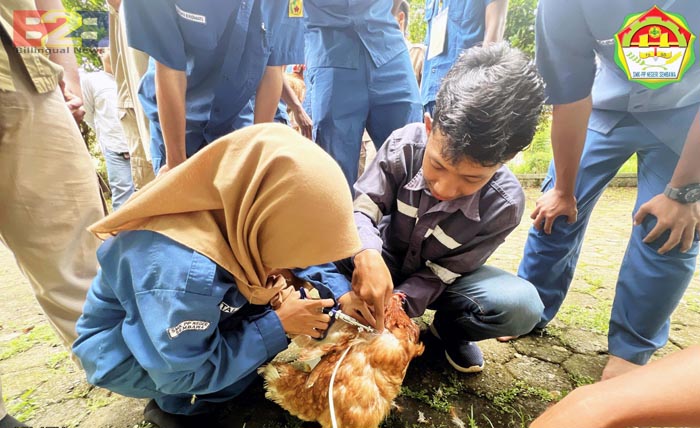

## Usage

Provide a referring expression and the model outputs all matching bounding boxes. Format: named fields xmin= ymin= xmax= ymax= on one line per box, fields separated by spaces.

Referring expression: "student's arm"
xmin=530 ymin=96 xmax=592 ymax=234
xmin=634 ymin=108 xmax=700 ymax=254
xmin=155 ymin=61 xmax=187 ymax=174
xmin=254 ymin=65 xmax=284 ymax=124
xmin=352 ymin=137 xmax=409 ymax=331
xmin=483 ymin=0 xmax=508 ymax=44
xmin=280 ymin=76 xmax=312 ymax=139
xmin=122 ymin=0 xmax=187 ymax=173
xmin=36 ymin=0 xmax=84 ymax=122
xmin=530 ymin=346 xmax=700 ymax=428
xmin=529 ymin=0 xmax=597 ymax=234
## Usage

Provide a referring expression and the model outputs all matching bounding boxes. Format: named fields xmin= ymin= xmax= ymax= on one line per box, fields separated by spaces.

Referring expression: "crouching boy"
xmin=341 ymin=43 xmax=546 ymax=373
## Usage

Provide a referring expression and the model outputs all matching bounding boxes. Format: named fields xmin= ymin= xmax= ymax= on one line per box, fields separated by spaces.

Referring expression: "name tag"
xmin=175 ymin=5 xmax=207 ymax=24
xmin=427 ymin=7 xmax=448 ymax=60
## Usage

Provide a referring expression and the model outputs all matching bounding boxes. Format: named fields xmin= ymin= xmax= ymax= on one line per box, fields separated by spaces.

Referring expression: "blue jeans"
xmin=309 ymin=47 xmax=422 ymax=189
xmin=428 ymin=266 xmax=543 ymax=341
xmin=103 ymin=149 xmax=134 ymax=211
xmin=518 ymin=115 xmax=699 ymax=364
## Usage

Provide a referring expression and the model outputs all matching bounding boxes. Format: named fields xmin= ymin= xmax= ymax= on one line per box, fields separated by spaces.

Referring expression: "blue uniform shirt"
xmin=73 ymin=230 xmax=351 ymax=407
xmin=421 ymin=0 xmax=495 ymax=106
xmin=304 ymin=0 xmax=407 ymax=69
xmin=536 ymin=0 xmax=700 ymax=154
xmin=123 ymin=0 xmax=303 ymax=166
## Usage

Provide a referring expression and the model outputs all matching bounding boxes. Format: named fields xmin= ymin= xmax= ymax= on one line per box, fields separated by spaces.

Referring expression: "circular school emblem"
xmin=614 ymin=6 xmax=696 ymax=89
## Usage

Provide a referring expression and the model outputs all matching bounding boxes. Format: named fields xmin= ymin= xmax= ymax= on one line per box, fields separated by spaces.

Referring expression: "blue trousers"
xmin=102 ymin=149 xmax=134 ymax=211
xmin=149 ymin=121 xmax=209 ymax=175
xmin=336 ymin=258 xmax=542 ymax=341
xmin=308 ymin=48 xmax=422 ymax=188
xmin=518 ymin=115 xmax=698 ymax=364
xmin=428 ymin=266 xmax=544 ymax=342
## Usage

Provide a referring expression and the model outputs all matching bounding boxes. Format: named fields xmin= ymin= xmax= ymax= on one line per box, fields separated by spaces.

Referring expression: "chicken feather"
xmin=259 ymin=293 xmax=424 ymax=428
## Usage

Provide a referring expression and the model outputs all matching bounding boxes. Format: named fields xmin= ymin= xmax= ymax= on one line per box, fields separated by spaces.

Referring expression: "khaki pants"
xmin=0 ymin=39 xmax=103 ymax=350
xmin=110 ymin=4 xmax=154 ymax=188
xmin=120 ymin=107 xmax=155 ymax=188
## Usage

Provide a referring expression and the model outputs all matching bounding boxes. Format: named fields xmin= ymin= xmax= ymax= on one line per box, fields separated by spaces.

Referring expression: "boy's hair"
xmin=433 ymin=43 xmax=545 ymax=167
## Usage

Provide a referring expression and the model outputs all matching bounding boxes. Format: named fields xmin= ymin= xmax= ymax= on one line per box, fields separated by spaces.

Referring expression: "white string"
xmin=329 ymin=344 xmax=354 ymax=428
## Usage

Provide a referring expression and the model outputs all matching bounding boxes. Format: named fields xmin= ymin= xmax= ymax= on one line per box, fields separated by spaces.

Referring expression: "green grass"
xmin=86 ymin=394 xmax=118 ymax=411
xmin=6 ymin=388 xmax=39 ymax=422
xmin=400 ymin=385 xmax=455 ymax=413
xmin=45 ymin=350 xmax=71 ymax=370
xmin=580 ymin=274 xmax=604 ymax=295
xmin=683 ymin=294 xmax=700 ymax=314
xmin=557 ymin=302 xmax=612 ymax=334
xmin=0 ymin=324 xmax=61 ymax=360
xmin=569 ymin=373 xmax=595 ymax=388
xmin=507 ymin=118 xmax=639 ymax=176
xmin=491 ymin=381 xmax=557 ymax=415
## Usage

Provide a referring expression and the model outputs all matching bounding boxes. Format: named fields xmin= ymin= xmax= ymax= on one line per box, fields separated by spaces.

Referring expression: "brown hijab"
xmin=89 ymin=123 xmax=361 ymax=305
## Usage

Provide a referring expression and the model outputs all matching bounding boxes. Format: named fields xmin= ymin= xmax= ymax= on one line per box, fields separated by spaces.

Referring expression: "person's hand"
xmin=59 ymin=80 xmax=85 ymax=123
xmin=633 ymin=194 xmax=700 ymax=255
xmin=156 ymin=164 xmax=171 ymax=177
xmin=291 ymin=105 xmax=313 ymax=140
xmin=274 ymin=291 xmax=336 ymax=338
xmin=351 ymin=249 xmax=394 ymax=332
xmin=157 ymin=155 xmax=186 ymax=178
xmin=337 ymin=291 xmax=374 ymax=327
xmin=530 ymin=188 xmax=578 ymax=234
xmin=530 ymin=385 xmax=607 ymax=428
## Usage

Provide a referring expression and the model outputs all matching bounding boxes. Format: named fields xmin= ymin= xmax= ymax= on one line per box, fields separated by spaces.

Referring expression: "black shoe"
xmin=0 ymin=414 xmax=28 ymax=428
xmin=143 ymin=399 xmax=211 ymax=428
xmin=429 ymin=318 xmax=484 ymax=373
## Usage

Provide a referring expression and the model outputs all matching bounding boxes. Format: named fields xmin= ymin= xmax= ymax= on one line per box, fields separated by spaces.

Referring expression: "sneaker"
xmin=429 ymin=318 xmax=484 ymax=373
xmin=443 ymin=340 xmax=484 ymax=373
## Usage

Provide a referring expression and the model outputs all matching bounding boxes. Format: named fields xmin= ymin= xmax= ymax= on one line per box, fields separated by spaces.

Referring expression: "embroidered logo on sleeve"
xmin=614 ymin=6 xmax=695 ymax=89
xmin=167 ymin=320 xmax=211 ymax=339
xmin=175 ymin=5 xmax=207 ymax=24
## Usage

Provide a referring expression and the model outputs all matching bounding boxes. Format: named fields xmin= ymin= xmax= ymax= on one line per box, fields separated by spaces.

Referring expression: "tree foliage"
xmin=60 ymin=0 xmax=106 ymax=70
xmin=406 ymin=0 xmax=537 ymax=56
xmin=504 ymin=0 xmax=537 ymax=57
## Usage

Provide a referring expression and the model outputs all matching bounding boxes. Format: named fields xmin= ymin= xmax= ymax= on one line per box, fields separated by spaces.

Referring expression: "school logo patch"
xmin=167 ymin=320 xmax=211 ymax=339
xmin=614 ymin=6 xmax=696 ymax=89
xmin=289 ymin=0 xmax=303 ymax=18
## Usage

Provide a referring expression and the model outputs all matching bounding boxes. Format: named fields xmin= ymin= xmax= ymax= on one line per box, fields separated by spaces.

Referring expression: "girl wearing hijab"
xmin=72 ymin=123 xmax=365 ymax=428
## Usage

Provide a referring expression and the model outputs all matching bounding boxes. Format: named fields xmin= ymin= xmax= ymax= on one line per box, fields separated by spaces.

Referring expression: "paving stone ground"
xmin=1 ymin=186 xmax=698 ymax=428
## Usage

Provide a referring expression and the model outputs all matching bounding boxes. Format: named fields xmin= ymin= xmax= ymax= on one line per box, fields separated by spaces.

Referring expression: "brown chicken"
xmin=259 ymin=293 xmax=424 ymax=428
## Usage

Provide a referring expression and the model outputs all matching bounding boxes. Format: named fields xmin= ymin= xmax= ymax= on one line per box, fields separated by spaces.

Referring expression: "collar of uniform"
xmin=404 ymin=168 xmax=481 ymax=221
xmin=404 ymin=168 xmax=428 ymax=192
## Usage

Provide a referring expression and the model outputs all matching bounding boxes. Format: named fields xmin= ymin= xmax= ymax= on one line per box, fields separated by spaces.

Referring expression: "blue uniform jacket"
xmin=304 ymin=0 xmax=407 ymax=69
xmin=123 ymin=0 xmax=303 ymax=170
xmin=73 ymin=230 xmax=351 ymax=402
xmin=421 ymin=0 xmax=495 ymax=106
xmin=535 ymin=0 xmax=700 ymax=154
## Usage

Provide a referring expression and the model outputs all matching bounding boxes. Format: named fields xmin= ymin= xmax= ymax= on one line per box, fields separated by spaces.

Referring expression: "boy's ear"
xmin=424 ymin=113 xmax=432 ymax=135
